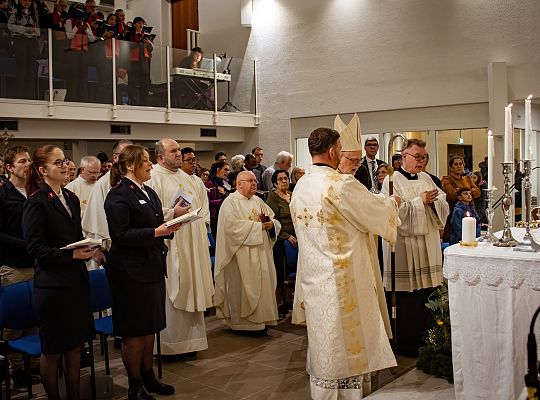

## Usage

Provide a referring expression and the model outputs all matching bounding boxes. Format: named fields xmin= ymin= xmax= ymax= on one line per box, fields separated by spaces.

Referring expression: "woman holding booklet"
xmin=22 ymin=145 xmax=96 ymax=400
xmin=104 ymin=145 xmax=181 ymax=400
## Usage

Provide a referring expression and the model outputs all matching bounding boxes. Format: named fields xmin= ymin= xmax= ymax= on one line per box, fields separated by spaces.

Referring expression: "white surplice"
xmin=147 ymin=164 xmax=213 ymax=354
xmin=381 ymin=170 xmax=449 ymax=291
xmin=213 ymin=190 xmax=281 ymax=331
xmin=66 ymin=176 xmax=95 ymax=217
xmin=82 ymin=171 xmax=112 ymax=248
xmin=290 ymin=165 xmax=398 ymax=400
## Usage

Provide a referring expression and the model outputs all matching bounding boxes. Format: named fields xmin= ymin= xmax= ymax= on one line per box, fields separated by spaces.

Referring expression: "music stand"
xmin=218 ymin=57 xmax=240 ymax=112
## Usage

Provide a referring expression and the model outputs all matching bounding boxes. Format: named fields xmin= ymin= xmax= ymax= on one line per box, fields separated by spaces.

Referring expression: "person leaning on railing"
xmin=7 ymin=0 xmax=40 ymax=100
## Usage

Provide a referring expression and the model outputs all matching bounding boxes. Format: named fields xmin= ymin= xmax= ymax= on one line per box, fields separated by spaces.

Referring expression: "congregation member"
xmin=40 ymin=0 xmax=69 ymax=81
xmin=8 ymin=0 xmax=40 ymax=100
xmin=252 ymin=146 xmax=267 ymax=176
xmin=66 ymin=159 xmax=77 ymax=182
xmin=65 ymin=155 xmax=101 ymax=217
xmin=198 ymin=167 xmax=209 ymax=183
xmin=449 ymin=188 xmax=481 ymax=245
xmin=205 ymin=160 xmax=231 ymax=238
xmin=213 ymin=171 xmax=280 ymax=331
xmin=214 ymin=152 xmax=227 ymax=162
xmin=127 ymin=17 xmax=152 ymax=106
xmin=0 ymin=146 xmax=38 ymax=389
xmin=22 ymin=145 xmax=96 ymax=400
xmin=288 ymin=166 xmax=304 ymax=192
xmin=441 ymin=155 xmax=480 ymax=241
xmin=243 ymin=153 xmax=262 ymax=189
xmin=375 ymin=163 xmax=389 ymax=193
xmin=104 ymin=145 xmax=179 ymax=399
xmin=382 ymin=138 xmax=449 ymax=357
xmin=391 ymin=153 xmax=402 ymax=171
xmin=356 ymin=136 xmax=385 ymax=191
xmin=229 ymin=154 xmax=245 ymax=175
xmin=291 ymin=127 xmax=399 ymax=399
xmin=261 ymin=151 xmax=293 ymax=192
xmin=471 ymin=170 xmax=487 ymax=222
xmin=81 ymin=139 xmax=132 ymax=253
xmin=148 ymin=140 xmax=213 ymax=357
xmin=266 ymin=169 xmax=296 ymax=316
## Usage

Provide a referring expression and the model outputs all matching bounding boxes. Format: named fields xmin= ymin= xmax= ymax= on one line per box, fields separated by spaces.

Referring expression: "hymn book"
xmin=61 ymin=238 xmax=103 ymax=250
xmin=166 ymin=207 xmax=202 ymax=228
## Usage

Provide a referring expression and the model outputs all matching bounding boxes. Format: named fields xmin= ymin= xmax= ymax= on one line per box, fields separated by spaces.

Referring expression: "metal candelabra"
xmin=477 ymin=187 xmax=498 ymax=243
xmin=494 ymin=162 xmax=518 ymax=247
xmin=514 ymin=159 xmax=540 ymax=252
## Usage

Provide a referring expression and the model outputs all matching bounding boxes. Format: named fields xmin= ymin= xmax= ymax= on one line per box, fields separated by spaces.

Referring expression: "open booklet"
xmin=169 ymin=187 xmax=193 ymax=209
xmin=166 ymin=207 xmax=202 ymax=228
xmin=60 ymin=238 xmax=103 ymax=250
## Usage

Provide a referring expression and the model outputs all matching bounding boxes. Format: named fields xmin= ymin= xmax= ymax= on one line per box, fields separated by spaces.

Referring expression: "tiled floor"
xmin=11 ymin=315 xmax=453 ymax=399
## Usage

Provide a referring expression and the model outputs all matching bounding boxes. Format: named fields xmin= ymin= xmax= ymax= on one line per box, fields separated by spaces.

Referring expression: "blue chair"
xmin=0 ymin=281 xmax=41 ymax=399
xmin=208 ymin=231 xmax=216 ymax=267
xmin=283 ymin=240 xmax=298 ymax=272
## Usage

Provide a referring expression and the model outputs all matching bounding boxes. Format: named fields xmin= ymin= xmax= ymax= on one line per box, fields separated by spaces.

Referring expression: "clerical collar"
xmin=397 ymin=166 xmax=418 ymax=180
xmin=313 ymin=163 xmax=336 ymax=169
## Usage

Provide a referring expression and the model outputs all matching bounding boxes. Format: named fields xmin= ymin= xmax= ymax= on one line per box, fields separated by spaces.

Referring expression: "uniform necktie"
xmin=370 ymin=160 xmax=377 ymax=185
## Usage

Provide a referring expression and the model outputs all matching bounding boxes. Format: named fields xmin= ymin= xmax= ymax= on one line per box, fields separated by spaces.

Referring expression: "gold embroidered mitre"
xmin=333 ymin=113 xmax=362 ymax=152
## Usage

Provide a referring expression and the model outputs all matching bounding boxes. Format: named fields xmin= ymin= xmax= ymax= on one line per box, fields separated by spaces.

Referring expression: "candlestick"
xmin=525 ymin=95 xmax=532 ymax=160
xmin=514 ymin=159 xmax=540 ymax=252
xmin=461 ymin=214 xmax=476 ymax=244
xmin=494 ymin=162 xmax=518 ymax=247
xmin=477 ymin=188 xmax=498 ymax=243
xmin=504 ymin=104 xmax=513 ymax=163
xmin=487 ymin=130 xmax=494 ymax=190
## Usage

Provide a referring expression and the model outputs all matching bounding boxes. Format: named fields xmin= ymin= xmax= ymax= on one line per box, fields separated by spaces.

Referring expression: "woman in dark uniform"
xmin=22 ymin=145 xmax=96 ymax=400
xmin=104 ymin=145 xmax=179 ymax=400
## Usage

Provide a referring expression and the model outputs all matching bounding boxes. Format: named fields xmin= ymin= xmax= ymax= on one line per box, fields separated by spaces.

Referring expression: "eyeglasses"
xmin=183 ymin=158 xmax=197 ymax=164
xmin=277 ymin=177 xmax=289 ymax=181
xmin=343 ymin=155 xmax=361 ymax=163
xmin=49 ymin=159 xmax=70 ymax=168
xmin=365 ymin=143 xmax=379 ymax=147
xmin=84 ymin=169 xmax=101 ymax=176
xmin=402 ymin=152 xmax=427 ymax=162
xmin=239 ymin=179 xmax=257 ymax=183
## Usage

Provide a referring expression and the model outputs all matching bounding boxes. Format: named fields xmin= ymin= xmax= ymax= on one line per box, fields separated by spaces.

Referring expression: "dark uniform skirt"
xmin=108 ymin=275 xmax=166 ymax=338
xmin=33 ymin=281 xmax=94 ymax=355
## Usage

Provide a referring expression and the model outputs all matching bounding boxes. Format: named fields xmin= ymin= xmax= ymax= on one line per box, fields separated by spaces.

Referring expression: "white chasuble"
xmin=82 ymin=171 xmax=112 ymax=247
xmin=66 ymin=176 xmax=95 ymax=218
xmin=147 ymin=164 xmax=213 ymax=354
xmin=290 ymin=165 xmax=398 ymax=392
xmin=381 ymin=170 xmax=449 ymax=292
xmin=213 ymin=190 xmax=281 ymax=331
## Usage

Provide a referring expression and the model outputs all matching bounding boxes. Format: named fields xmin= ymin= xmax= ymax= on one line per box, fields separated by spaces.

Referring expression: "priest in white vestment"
xmin=291 ymin=127 xmax=400 ymax=400
xmin=382 ymin=138 xmax=449 ymax=356
xmin=66 ymin=155 xmax=101 ymax=217
xmin=147 ymin=140 xmax=213 ymax=355
xmin=214 ymin=170 xmax=281 ymax=331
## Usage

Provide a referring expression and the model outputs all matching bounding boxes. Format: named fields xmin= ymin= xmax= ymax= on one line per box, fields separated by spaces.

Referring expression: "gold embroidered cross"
xmin=296 ymin=208 xmax=314 ymax=227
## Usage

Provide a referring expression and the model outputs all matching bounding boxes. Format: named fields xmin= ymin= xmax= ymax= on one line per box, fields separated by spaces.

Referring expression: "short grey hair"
xmin=80 ymin=155 xmax=100 ymax=168
xmin=275 ymin=151 xmax=293 ymax=164
xmin=364 ymin=136 xmax=378 ymax=145
xmin=230 ymin=154 xmax=245 ymax=172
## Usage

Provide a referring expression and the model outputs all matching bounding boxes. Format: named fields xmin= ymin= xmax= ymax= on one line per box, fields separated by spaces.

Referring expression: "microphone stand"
xmin=218 ymin=57 xmax=239 ymax=112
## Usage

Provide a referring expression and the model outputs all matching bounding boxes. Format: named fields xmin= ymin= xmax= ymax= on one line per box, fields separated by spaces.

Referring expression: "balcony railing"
xmin=0 ymin=27 xmax=258 ymax=119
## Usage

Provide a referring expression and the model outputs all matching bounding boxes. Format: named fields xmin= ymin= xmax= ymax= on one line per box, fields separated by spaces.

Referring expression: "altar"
xmin=443 ymin=228 xmax=540 ymax=400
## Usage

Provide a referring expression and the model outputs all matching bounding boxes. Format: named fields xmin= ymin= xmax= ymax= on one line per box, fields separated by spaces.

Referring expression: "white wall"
xmin=198 ymin=0 xmax=540 ymax=160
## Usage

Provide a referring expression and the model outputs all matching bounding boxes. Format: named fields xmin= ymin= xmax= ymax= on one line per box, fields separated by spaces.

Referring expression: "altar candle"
xmin=462 ymin=214 xmax=476 ymax=244
xmin=504 ymin=104 xmax=513 ymax=163
xmin=525 ymin=94 xmax=532 ymax=160
xmin=487 ymin=130 xmax=494 ymax=190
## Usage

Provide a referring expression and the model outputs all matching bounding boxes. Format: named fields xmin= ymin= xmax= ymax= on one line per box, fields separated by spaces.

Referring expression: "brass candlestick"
xmin=494 ymin=162 xmax=518 ymax=247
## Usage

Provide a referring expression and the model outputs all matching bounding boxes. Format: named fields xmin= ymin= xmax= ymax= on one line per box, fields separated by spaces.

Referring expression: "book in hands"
xmin=169 ymin=188 xmax=193 ymax=208
xmin=61 ymin=238 xmax=103 ymax=250
xmin=166 ymin=207 xmax=202 ymax=228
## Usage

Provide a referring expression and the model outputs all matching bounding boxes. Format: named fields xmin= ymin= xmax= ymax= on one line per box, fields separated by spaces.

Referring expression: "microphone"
xmin=525 ymin=305 xmax=540 ymax=399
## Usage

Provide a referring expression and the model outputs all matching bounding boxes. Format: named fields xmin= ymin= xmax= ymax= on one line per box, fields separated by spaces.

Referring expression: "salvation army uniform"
xmin=104 ymin=177 xmax=169 ymax=338
xmin=22 ymin=183 xmax=94 ymax=354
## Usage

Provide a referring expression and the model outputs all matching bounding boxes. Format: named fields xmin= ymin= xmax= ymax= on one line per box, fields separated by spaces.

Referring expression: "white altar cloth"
xmin=444 ymin=228 xmax=540 ymax=400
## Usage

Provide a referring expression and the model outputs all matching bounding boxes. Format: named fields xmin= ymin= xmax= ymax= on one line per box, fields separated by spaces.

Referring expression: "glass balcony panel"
xmin=217 ymin=57 xmax=255 ymax=114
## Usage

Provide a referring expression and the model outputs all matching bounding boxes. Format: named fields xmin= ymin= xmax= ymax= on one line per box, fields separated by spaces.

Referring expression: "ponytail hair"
xmin=110 ymin=144 xmax=148 ymax=187
xmin=26 ymin=145 xmax=61 ymax=195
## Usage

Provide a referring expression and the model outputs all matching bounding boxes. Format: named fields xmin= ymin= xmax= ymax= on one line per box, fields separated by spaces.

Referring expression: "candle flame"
xmin=488 ymin=130 xmax=492 ymax=136
xmin=527 ymin=94 xmax=533 ymax=100
xmin=466 ymin=211 xmax=470 ymax=217
xmin=508 ymin=103 xmax=513 ymax=108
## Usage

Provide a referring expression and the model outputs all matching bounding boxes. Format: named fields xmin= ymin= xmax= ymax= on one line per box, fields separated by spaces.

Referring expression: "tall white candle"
xmin=462 ymin=214 xmax=476 ymax=244
xmin=504 ymin=104 xmax=513 ymax=163
xmin=487 ymin=130 xmax=494 ymax=190
xmin=525 ymin=95 xmax=532 ymax=160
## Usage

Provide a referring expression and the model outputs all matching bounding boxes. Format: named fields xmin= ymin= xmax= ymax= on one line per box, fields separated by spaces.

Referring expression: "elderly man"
xmin=382 ymin=138 xmax=449 ymax=357
xmin=66 ymin=155 xmax=101 ymax=217
xmin=261 ymin=151 xmax=293 ymax=192
xmin=214 ymin=170 xmax=280 ymax=331
xmin=147 ymin=140 xmax=213 ymax=357
xmin=356 ymin=136 xmax=385 ymax=190
xmin=291 ymin=127 xmax=400 ymax=400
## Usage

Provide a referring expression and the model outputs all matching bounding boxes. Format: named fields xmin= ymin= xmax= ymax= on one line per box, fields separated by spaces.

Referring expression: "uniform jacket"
xmin=104 ymin=177 xmax=168 ymax=283
xmin=22 ymin=183 xmax=87 ymax=288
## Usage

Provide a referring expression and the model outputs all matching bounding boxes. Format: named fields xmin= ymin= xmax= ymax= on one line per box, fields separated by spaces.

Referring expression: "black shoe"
xmin=11 ymin=370 xmax=27 ymax=391
xmin=142 ymin=370 xmax=175 ymax=395
xmin=128 ymin=384 xmax=155 ymax=400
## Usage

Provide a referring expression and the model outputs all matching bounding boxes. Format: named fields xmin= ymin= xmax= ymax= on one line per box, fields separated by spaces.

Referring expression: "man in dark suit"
xmin=355 ymin=136 xmax=385 ymax=190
